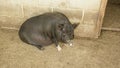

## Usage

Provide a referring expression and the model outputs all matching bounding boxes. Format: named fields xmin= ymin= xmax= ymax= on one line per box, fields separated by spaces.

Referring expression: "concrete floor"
xmin=0 ymin=2 xmax=120 ymax=68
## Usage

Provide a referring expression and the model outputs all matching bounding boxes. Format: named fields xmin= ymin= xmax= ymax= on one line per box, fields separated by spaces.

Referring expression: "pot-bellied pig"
xmin=19 ymin=12 xmax=79 ymax=51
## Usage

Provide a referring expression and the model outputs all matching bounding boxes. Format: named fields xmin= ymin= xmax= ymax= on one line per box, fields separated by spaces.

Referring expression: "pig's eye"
xmin=72 ymin=34 xmax=74 ymax=37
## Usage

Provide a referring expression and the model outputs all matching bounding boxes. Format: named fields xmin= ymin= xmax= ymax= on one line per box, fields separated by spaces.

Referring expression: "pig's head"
xmin=56 ymin=23 xmax=79 ymax=43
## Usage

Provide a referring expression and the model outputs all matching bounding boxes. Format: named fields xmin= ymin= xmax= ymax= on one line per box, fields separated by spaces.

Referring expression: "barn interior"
xmin=0 ymin=0 xmax=120 ymax=68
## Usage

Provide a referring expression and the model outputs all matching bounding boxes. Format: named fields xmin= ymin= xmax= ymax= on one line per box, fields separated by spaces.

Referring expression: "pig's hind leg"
xmin=30 ymin=44 xmax=45 ymax=50
xmin=53 ymin=39 xmax=62 ymax=51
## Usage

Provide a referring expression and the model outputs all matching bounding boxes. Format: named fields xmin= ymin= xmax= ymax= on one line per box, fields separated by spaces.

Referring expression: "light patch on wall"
xmin=69 ymin=0 xmax=101 ymax=11
xmin=74 ymin=24 xmax=95 ymax=37
xmin=82 ymin=25 xmax=95 ymax=33
xmin=0 ymin=0 xmax=23 ymax=17
xmin=21 ymin=0 xmax=39 ymax=7
xmin=38 ymin=0 xmax=51 ymax=6
xmin=51 ymin=0 xmax=69 ymax=8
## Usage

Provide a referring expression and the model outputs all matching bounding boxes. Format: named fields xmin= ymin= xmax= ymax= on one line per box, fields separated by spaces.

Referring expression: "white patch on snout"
xmin=64 ymin=42 xmax=73 ymax=47
xmin=57 ymin=45 xmax=62 ymax=51
xmin=66 ymin=40 xmax=73 ymax=46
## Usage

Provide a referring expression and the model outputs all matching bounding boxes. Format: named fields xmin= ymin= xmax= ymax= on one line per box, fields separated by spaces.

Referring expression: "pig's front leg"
xmin=53 ymin=39 xmax=62 ymax=51
xmin=56 ymin=45 xmax=62 ymax=51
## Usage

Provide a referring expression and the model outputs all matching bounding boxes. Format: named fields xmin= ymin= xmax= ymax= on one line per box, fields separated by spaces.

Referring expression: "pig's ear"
xmin=72 ymin=23 xmax=79 ymax=29
xmin=57 ymin=23 xmax=64 ymax=30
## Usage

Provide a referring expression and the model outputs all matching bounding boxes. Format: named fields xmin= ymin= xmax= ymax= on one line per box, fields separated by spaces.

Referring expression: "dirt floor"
xmin=0 ymin=2 xmax=120 ymax=68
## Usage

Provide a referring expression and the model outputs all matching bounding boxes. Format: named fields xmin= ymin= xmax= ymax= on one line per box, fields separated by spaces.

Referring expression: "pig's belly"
xmin=24 ymin=33 xmax=53 ymax=46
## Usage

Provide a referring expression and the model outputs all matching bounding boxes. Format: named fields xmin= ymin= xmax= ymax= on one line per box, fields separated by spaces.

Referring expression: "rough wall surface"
xmin=0 ymin=0 xmax=104 ymax=38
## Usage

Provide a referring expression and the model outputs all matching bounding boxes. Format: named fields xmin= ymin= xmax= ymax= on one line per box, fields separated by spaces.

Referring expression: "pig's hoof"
xmin=38 ymin=46 xmax=45 ymax=50
xmin=64 ymin=44 xmax=69 ymax=47
xmin=40 ymin=47 xmax=45 ymax=50
xmin=57 ymin=45 xmax=62 ymax=51
xmin=69 ymin=43 xmax=73 ymax=46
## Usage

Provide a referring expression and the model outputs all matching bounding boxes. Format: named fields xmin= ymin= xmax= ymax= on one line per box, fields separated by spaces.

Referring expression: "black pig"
xmin=19 ymin=12 xmax=79 ymax=51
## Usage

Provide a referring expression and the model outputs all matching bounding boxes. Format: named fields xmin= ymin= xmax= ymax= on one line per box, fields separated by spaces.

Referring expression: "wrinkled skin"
xmin=19 ymin=12 xmax=79 ymax=51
